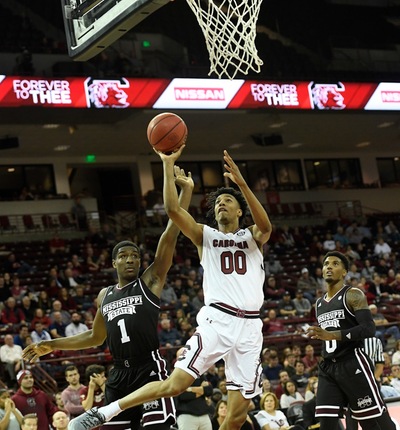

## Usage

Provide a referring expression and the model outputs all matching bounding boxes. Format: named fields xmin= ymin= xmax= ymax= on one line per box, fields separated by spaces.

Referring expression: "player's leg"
xmin=220 ymin=390 xmax=250 ymax=430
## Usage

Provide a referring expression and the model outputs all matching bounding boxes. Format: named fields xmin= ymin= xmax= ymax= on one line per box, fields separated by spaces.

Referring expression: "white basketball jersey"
xmin=201 ymin=225 xmax=265 ymax=311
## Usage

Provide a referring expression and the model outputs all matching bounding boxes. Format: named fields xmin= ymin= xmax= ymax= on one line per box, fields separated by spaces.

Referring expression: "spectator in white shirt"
xmin=65 ymin=312 xmax=88 ymax=337
xmin=0 ymin=334 xmax=23 ymax=386
xmin=30 ymin=321 xmax=52 ymax=343
xmin=374 ymin=237 xmax=392 ymax=259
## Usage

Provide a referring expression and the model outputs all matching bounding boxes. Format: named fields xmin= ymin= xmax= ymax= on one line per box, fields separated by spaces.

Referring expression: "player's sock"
xmin=98 ymin=401 xmax=123 ymax=420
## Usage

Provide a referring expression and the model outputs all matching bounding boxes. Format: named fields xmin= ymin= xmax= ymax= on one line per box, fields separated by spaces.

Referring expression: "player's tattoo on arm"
xmin=346 ymin=287 xmax=369 ymax=312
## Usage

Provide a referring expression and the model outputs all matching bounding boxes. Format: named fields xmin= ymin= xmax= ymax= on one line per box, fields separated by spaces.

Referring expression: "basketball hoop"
xmin=186 ymin=0 xmax=263 ymax=79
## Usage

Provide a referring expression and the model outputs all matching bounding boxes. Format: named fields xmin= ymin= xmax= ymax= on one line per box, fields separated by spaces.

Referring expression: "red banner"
xmin=0 ymin=75 xmax=399 ymax=111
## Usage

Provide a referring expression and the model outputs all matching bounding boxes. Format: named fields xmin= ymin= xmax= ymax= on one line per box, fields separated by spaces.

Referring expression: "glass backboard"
xmin=61 ymin=0 xmax=170 ymax=61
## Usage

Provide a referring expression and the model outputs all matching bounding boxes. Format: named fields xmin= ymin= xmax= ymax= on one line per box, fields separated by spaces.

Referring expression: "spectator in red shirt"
xmin=0 ymin=297 xmax=26 ymax=331
xmin=262 ymin=309 xmax=287 ymax=335
xmin=301 ymin=344 xmax=319 ymax=376
xmin=79 ymin=364 xmax=106 ymax=411
xmin=12 ymin=370 xmax=58 ymax=430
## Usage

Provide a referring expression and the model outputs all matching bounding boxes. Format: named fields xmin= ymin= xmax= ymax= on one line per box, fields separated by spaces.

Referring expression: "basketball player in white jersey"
xmin=66 ymin=145 xmax=272 ymax=430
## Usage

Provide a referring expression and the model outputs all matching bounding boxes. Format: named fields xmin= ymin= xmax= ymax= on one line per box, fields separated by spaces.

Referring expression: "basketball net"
xmin=186 ymin=0 xmax=263 ymax=79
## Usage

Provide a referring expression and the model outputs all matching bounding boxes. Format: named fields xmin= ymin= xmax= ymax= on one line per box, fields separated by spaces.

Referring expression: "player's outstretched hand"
xmin=23 ymin=341 xmax=53 ymax=363
xmin=223 ymin=150 xmax=245 ymax=186
xmin=153 ymin=144 xmax=186 ymax=162
xmin=174 ymin=166 xmax=194 ymax=191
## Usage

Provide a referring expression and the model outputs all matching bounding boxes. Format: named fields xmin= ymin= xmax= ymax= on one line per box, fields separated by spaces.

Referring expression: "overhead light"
xmin=42 ymin=124 xmax=60 ymax=129
xmin=314 ymin=161 xmax=320 ymax=166
xmin=229 ymin=143 xmax=244 ymax=149
xmin=69 ymin=125 xmax=78 ymax=135
xmin=377 ymin=122 xmax=394 ymax=128
xmin=54 ymin=145 xmax=70 ymax=151
xmin=7 ymin=168 xmax=15 ymax=172
xmin=288 ymin=143 xmax=303 ymax=148
xmin=356 ymin=141 xmax=371 ymax=148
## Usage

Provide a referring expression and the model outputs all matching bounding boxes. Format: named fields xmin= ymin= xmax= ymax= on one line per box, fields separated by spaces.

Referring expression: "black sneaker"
xmin=68 ymin=407 xmax=106 ymax=430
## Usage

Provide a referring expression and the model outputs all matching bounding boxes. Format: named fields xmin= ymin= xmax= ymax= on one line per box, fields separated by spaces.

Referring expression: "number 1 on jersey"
xmin=117 ymin=319 xmax=131 ymax=343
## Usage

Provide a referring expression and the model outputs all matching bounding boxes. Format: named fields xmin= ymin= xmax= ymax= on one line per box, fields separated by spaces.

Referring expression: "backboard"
xmin=61 ymin=0 xmax=170 ymax=61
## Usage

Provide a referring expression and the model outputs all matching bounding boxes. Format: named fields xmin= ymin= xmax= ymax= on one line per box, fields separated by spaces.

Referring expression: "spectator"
xmin=49 ymin=311 xmax=68 ymax=338
xmin=0 ymin=334 xmax=23 ymax=387
xmin=12 ymin=370 xmax=57 ymax=430
xmin=304 ymin=375 xmax=318 ymax=401
xmin=3 ymin=254 xmax=32 ymax=276
xmin=158 ymin=318 xmax=182 ymax=348
xmin=292 ymin=290 xmax=312 ymax=317
xmin=279 ymin=379 xmax=304 ymax=409
xmin=301 ymin=344 xmax=319 ymax=376
xmin=57 ymin=288 xmax=77 ymax=312
xmin=21 ymin=414 xmax=38 ymax=430
xmin=19 ymin=296 xmax=37 ymax=325
xmin=263 ymin=309 xmax=287 ymax=336
xmin=274 ymin=370 xmax=291 ymax=400
xmin=174 ymin=347 xmax=213 ymax=430
xmin=296 ymin=268 xmax=317 ymax=303
xmin=175 ymin=292 xmax=194 ymax=318
xmin=374 ymin=236 xmax=392 ymax=259
xmin=346 ymin=263 xmax=361 ymax=281
xmin=361 ymin=259 xmax=375 ymax=281
xmin=65 ymin=312 xmax=88 ymax=337
xmin=264 ymin=276 xmax=285 ymax=301
xmin=10 ymin=276 xmax=27 ymax=301
xmin=369 ymin=273 xmax=393 ymax=302
xmin=73 ymin=286 xmax=92 ymax=311
xmin=13 ymin=324 xmax=30 ymax=349
xmin=333 ymin=226 xmax=349 ymax=248
xmin=264 ymin=255 xmax=284 ymax=277
xmin=71 ymin=196 xmax=87 ymax=230
xmin=211 ymin=399 xmax=227 ymax=430
xmin=30 ymin=309 xmax=51 ymax=331
xmin=278 ymin=292 xmax=297 ymax=317
xmin=384 ymin=221 xmax=400 ymax=244
xmin=80 ymin=364 xmax=106 ymax=411
xmin=52 ymin=411 xmax=69 ymax=430
xmin=1 ymin=297 xmax=26 ymax=331
xmin=283 ymin=353 xmax=297 ymax=379
xmin=36 ymin=291 xmax=52 ymax=314
xmin=0 ymin=273 xmax=11 ymax=303
xmin=49 ymin=301 xmax=71 ymax=325
xmin=262 ymin=352 xmax=283 ymax=382
xmin=369 ymin=304 xmax=400 ymax=348
xmin=54 ymin=393 xmax=65 ymax=412
xmin=0 ymin=387 xmax=23 ymax=430
xmin=62 ymin=366 xmax=85 ymax=419
xmin=61 ymin=268 xmax=80 ymax=289
xmin=30 ymin=322 xmax=52 ymax=343
xmin=322 ymin=232 xmax=336 ymax=251
xmin=49 ymin=233 xmax=67 ymax=254
xmin=255 ymin=392 xmax=303 ymax=430
xmin=291 ymin=360 xmax=309 ymax=389
xmin=278 ymin=225 xmax=296 ymax=249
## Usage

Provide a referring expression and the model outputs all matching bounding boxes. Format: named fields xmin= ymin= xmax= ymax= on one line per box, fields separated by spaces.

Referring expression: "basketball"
xmin=147 ymin=112 xmax=188 ymax=154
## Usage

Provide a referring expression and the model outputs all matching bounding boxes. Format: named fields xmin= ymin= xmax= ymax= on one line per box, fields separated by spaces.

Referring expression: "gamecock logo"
xmin=309 ymin=82 xmax=346 ymax=110
xmin=85 ymin=78 xmax=129 ymax=108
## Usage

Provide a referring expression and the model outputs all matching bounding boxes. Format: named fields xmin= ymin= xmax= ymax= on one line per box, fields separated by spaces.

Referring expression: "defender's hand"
xmin=23 ymin=342 xmax=54 ymax=363
xmin=174 ymin=166 xmax=194 ymax=191
xmin=223 ymin=150 xmax=246 ymax=186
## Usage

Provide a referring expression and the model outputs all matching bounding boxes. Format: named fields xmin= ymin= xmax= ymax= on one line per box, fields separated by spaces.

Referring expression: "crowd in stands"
xmin=0 ymin=210 xmax=400 ymax=428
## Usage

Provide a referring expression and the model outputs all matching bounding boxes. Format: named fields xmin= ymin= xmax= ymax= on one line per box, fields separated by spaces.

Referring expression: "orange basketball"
xmin=147 ymin=112 xmax=188 ymax=154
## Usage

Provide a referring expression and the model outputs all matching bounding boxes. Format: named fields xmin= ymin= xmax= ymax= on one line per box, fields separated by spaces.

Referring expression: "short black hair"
xmin=112 ymin=241 xmax=140 ymax=260
xmin=85 ymin=364 xmax=105 ymax=382
xmin=206 ymin=187 xmax=248 ymax=227
xmin=323 ymin=251 xmax=349 ymax=272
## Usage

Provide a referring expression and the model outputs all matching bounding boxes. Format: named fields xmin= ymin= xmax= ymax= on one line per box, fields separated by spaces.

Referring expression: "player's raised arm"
xmin=223 ymin=150 xmax=272 ymax=245
xmin=143 ymin=165 xmax=194 ymax=296
xmin=155 ymin=146 xmax=203 ymax=247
